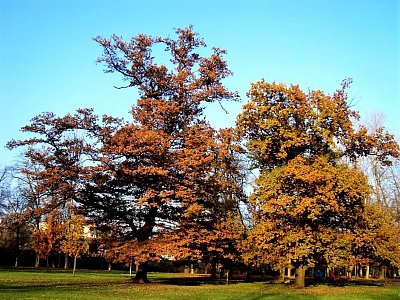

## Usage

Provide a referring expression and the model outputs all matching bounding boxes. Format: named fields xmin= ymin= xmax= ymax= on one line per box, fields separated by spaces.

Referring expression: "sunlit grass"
xmin=0 ymin=269 xmax=399 ymax=299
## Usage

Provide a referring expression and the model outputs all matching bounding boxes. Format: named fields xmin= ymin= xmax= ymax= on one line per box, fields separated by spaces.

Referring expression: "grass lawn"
xmin=0 ymin=269 xmax=399 ymax=300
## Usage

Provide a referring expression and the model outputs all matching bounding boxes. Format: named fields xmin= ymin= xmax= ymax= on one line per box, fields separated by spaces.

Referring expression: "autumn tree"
xmin=237 ymin=80 xmax=399 ymax=288
xmin=10 ymin=160 xmax=54 ymax=267
xmin=32 ymin=208 xmax=67 ymax=268
xmin=8 ymin=27 xmax=244 ymax=282
xmin=60 ymin=214 xmax=90 ymax=275
xmin=352 ymin=202 xmax=400 ymax=279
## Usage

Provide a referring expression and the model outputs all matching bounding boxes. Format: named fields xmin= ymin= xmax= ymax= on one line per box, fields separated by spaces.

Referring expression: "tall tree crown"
xmin=94 ymin=26 xmax=238 ymax=133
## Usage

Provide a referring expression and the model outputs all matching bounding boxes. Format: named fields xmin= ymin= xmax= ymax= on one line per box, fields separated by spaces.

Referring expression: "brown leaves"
xmin=345 ymin=125 xmax=400 ymax=165
xmin=94 ymin=26 xmax=238 ymax=116
xmin=32 ymin=209 xmax=65 ymax=259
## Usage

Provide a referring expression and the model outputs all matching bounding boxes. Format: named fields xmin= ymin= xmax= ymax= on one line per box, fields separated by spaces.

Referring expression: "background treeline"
xmin=1 ymin=27 xmax=399 ymax=288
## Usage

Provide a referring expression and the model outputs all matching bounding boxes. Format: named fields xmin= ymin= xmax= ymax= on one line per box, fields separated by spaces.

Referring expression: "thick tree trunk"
xmin=365 ymin=265 xmax=370 ymax=279
xmin=133 ymin=262 xmax=150 ymax=283
xmin=294 ymin=266 xmax=306 ymax=288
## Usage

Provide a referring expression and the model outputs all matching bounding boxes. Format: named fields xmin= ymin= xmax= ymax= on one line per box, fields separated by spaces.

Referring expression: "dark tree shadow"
xmin=150 ymin=275 xmax=245 ymax=286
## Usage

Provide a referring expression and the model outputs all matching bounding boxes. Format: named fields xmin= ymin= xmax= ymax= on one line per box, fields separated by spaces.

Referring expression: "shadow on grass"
xmin=345 ymin=280 xmax=386 ymax=287
xmin=0 ymin=281 xmax=129 ymax=291
xmin=150 ymin=275 xmax=246 ymax=286
xmin=304 ymin=277 xmax=388 ymax=288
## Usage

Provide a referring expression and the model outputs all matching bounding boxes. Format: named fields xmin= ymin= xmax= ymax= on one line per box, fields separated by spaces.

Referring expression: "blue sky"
xmin=0 ymin=0 xmax=399 ymax=166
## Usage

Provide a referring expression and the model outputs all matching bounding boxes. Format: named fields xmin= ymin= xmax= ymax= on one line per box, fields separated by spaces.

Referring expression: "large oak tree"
xmin=238 ymin=80 xmax=399 ymax=287
xmin=8 ymin=27 xmax=245 ymax=282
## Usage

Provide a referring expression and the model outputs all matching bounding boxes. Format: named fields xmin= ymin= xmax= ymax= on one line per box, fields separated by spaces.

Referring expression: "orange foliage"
xmin=8 ymin=27 xmax=245 ymax=280
xmin=238 ymin=80 xmax=399 ymax=287
xmin=246 ymin=156 xmax=370 ymax=269
xmin=32 ymin=209 xmax=65 ymax=261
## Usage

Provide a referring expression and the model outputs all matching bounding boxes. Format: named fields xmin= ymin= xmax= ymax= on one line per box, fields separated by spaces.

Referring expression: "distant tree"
xmin=11 ymin=160 xmax=53 ymax=267
xmin=0 ymin=167 xmax=10 ymax=216
xmin=356 ymin=113 xmax=400 ymax=219
xmin=32 ymin=208 xmax=65 ymax=268
xmin=60 ymin=214 xmax=89 ymax=276
xmin=0 ymin=184 xmax=31 ymax=267
xmin=237 ymin=80 xmax=399 ymax=288
xmin=0 ymin=166 xmax=45 ymax=267
xmin=353 ymin=202 xmax=400 ymax=278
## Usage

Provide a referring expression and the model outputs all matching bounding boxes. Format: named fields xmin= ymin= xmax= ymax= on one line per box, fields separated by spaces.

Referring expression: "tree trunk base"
xmin=294 ymin=266 xmax=306 ymax=288
xmin=133 ymin=263 xmax=150 ymax=283
xmin=133 ymin=270 xmax=150 ymax=283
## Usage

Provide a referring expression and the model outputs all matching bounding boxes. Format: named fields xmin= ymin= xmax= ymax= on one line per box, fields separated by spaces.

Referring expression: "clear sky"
xmin=0 ymin=0 xmax=399 ymax=166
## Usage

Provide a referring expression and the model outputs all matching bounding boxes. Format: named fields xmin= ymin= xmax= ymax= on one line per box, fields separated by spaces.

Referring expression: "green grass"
xmin=0 ymin=269 xmax=399 ymax=299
